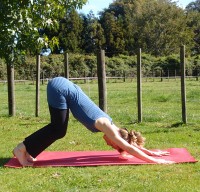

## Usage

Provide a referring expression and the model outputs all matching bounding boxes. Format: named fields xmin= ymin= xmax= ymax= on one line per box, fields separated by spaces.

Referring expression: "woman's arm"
xmin=95 ymin=118 xmax=174 ymax=164
xmin=132 ymin=144 xmax=170 ymax=157
xmin=108 ymin=133 xmax=170 ymax=163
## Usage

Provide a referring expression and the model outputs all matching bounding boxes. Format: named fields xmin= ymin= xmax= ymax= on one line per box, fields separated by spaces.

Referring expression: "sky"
xmin=79 ymin=0 xmax=193 ymax=16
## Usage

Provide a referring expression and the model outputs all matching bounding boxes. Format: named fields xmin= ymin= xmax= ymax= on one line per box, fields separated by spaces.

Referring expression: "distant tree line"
xmin=42 ymin=0 xmax=200 ymax=57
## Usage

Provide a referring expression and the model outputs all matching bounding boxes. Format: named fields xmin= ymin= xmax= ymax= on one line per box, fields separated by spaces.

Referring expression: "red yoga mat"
xmin=4 ymin=148 xmax=198 ymax=168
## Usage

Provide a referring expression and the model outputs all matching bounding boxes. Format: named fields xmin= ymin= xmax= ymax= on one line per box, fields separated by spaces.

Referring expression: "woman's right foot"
xmin=13 ymin=143 xmax=33 ymax=166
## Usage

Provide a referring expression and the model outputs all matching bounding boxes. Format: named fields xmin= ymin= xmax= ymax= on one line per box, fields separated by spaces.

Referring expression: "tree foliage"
xmin=186 ymin=0 xmax=200 ymax=55
xmin=1 ymin=0 xmax=200 ymax=59
xmin=58 ymin=8 xmax=84 ymax=53
xmin=36 ymin=0 xmax=199 ymax=57
xmin=186 ymin=0 xmax=200 ymax=12
xmin=0 ymin=0 xmax=87 ymax=61
xmin=81 ymin=11 xmax=105 ymax=53
xmin=100 ymin=11 xmax=125 ymax=56
xmin=0 ymin=0 xmax=87 ymax=116
xmin=98 ymin=0 xmax=194 ymax=56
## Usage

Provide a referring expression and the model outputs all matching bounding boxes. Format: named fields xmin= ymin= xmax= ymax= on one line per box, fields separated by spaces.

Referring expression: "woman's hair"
xmin=119 ymin=128 xmax=146 ymax=150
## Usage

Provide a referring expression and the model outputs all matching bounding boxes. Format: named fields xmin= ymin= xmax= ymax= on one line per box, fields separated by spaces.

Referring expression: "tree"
xmin=99 ymin=11 xmax=125 ymax=56
xmin=186 ymin=0 xmax=200 ymax=55
xmin=107 ymin=0 xmax=146 ymax=54
xmin=58 ymin=8 xmax=84 ymax=53
xmin=98 ymin=0 xmax=194 ymax=56
xmin=0 ymin=0 xmax=87 ymax=116
xmin=186 ymin=0 xmax=200 ymax=12
xmin=135 ymin=0 xmax=193 ymax=56
xmin=81 ymin=11 xmax=105 ymax=53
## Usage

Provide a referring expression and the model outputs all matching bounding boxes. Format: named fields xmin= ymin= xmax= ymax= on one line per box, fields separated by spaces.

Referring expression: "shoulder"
xmin=95 ymin=117 xmax=119 ymax=133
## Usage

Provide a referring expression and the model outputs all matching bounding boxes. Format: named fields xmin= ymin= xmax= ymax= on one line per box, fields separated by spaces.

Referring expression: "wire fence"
xmin=0 ymin=69 xmax=199 ymax=85
xmin=0 ymin=77 xmax=199 ymax=124
xmin=1 ymin=47 xmax=200 ymax=121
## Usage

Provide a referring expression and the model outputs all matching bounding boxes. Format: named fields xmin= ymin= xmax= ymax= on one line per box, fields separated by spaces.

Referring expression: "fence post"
xmin=161 ymin=69 xmax=163 ymax=82
xmin=7 ymin=62 xmax=16 ymax=116
xmin=123 ymin=70 xmax=126 ymax=82
xmin=196 ymin=69 xmax=198 ymax=81
xmin=167 ymin=69 xmax=169 ymax=81
xmin=153 ymin=70 xmax=155 ymax=82
xmin=180 ymin=45 xmax=187 ymax=124
xmin=97 ymin=50 xmax=107 ymax=112
xmin=84 ymin=71 xmax=86 ymax=84
xmin=64 ymin=52 xmax=69 ymax=78
xmin=41 ymin=70 xmax=44 ymax=85
xmin=175 ymin=70 xmax=177 ymax=81
xmin=137 ymin=48 xmax=142 ymax=123
xmin=35 ymin=54 xmax=40 ymax=117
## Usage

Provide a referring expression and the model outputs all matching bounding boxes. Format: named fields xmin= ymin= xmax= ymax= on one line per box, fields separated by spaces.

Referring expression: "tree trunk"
xmin=6 ymin=63 xmax=15 ymax=116
xmin=35 ymin=55 xmax=40 ymax=117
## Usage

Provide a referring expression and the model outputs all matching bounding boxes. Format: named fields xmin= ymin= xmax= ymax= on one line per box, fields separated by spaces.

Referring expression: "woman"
xmin=13 ymin=77 xmax=174 ymax=166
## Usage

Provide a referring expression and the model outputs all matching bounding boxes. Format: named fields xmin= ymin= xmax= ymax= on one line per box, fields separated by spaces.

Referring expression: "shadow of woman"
xmin=0 ymin=157 xmax=12 ymax=167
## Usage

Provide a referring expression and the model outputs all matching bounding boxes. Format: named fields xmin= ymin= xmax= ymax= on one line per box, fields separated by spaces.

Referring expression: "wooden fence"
xmin=1 ymin=47 xmax=189 ymax=124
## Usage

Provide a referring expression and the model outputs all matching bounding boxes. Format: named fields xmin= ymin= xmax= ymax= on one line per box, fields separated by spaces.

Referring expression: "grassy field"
xmin=0 ymin=78 xmax=200 ymax=192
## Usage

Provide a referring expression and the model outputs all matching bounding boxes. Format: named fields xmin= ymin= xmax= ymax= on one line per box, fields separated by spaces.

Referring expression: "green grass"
xmin=0 ymin=78 xmax=200 ymax=192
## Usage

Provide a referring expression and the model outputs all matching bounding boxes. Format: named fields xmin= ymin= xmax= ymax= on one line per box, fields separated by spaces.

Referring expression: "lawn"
xmin=0 ymin=78 xmax=200 ymax=192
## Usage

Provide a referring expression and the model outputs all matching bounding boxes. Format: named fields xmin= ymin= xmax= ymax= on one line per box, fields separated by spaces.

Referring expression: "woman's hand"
xmin=119 ymin=152 xmax=175 ymax=164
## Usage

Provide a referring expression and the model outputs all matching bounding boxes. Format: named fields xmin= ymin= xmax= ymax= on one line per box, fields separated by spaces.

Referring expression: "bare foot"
xmin=26 ymin=153 xmax=37 ymax=163
xmin=13 ymin=143 xmax=33 ymax=167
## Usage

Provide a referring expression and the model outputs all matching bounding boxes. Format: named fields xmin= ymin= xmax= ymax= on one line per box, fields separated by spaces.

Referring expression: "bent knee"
xmin=54 ymin=130 xmax=67 ymax=139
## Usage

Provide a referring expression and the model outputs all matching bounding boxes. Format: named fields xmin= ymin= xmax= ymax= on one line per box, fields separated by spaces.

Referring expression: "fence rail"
xmin=0 ymin=75 xmax=199 ymax=84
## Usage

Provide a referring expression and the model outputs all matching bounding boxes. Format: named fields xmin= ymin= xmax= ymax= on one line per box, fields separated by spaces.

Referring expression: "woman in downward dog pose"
xmin=13 ymin=77 xmax=174 ymax=166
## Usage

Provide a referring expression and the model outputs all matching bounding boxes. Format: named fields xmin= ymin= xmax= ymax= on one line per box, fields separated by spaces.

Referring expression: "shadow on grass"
xmin=0 ymin=114 xmax=10 ymax=118
xmin=0 ymin=158 xmax=11 ymax=167
xmin=126 ymin=121 xmax=187 ymax=135
xmin=193 ymin=128 xmax=200 ymax=132
xmin=18 ymin=122 xmax=42 ymax=126
xmin=144 ymin=129 xmax=178 ymax=135
xmin=170 ymin=122 xmax=185 ymax=128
